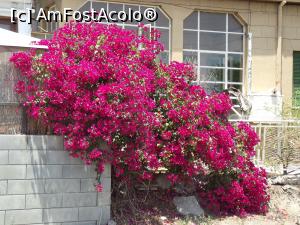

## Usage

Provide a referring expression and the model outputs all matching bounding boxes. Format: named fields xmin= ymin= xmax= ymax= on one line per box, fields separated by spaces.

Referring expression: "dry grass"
xmin=111 ymin=177 xmax=300 ymax=225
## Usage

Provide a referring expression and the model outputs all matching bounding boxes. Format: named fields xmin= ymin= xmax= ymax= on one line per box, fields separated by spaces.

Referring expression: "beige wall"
xmin=46 ymin=0 xmax=300 ymax=105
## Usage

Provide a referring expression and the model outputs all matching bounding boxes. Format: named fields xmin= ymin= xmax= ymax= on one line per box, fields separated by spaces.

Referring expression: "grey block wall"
xmin=0 ymin=135 xmax=111 ymax=225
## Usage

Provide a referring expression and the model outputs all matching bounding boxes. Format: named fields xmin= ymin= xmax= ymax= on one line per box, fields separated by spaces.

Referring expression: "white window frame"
xmin=183 ymin=12 xmax=245 ymax=97
xmin=78 ymin=0 xmax=172 ymax=63
xmin=48 ymin=4 xmax=59 ymax=33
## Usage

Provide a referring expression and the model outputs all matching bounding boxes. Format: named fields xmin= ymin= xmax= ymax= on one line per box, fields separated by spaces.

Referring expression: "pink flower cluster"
xmin=10 ymin=22 xmax=269 ymax=216
xmin=199 ymin=162 xmax=269 ymax=216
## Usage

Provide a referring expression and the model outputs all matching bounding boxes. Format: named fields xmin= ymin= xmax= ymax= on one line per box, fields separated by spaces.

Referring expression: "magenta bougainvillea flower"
xmin=10 ymin=22 xmax=269 ymax=216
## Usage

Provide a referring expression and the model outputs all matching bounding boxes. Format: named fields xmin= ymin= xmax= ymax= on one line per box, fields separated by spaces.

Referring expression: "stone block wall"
xmin=0 ymin=135 xmax=111 ymax=225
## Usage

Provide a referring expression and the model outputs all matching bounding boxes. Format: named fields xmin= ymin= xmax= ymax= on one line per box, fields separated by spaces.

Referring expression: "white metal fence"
xmin=231 ymin=120 xmax=300 ymax=168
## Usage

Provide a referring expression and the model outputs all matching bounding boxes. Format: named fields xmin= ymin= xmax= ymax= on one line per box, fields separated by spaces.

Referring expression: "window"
xmin=31 ymin=5 xmax=58 ymax=39
xmin=183 ymin=12 xmax=244 ymax=94
xmin=293 ymin=52 xmax=300 ymax=107
xmin=0 ymin=17 xmax=17 ymax=32
xmin=47 ymin=5 xmax=59 ymax=33
xmin=78 ymin=1 xmax=171 ymax=63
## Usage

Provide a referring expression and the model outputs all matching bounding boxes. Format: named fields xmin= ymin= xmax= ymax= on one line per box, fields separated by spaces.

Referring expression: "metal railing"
xmin=31 ymin=21 xmax=55 ymax=40
xmin=230 ymin=119 xmax=300 ymax=167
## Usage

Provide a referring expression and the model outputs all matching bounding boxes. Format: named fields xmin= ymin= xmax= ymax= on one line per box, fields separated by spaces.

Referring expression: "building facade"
xmin=0 ymin=0 xmax=32 ymax=35
xmin=1 ymin=0 xmax=300 ymax=120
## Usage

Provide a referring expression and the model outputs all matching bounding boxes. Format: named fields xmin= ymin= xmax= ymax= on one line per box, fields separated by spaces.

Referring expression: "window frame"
xmin=77 ymin=0 xmax=172 ymax=63
xmin=183 ymin=11 xmax=246 ymax=96
xmin=47 ymin=4 xmax=59 ymax=33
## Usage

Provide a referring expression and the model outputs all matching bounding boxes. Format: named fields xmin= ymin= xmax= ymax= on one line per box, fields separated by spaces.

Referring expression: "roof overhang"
xmin=0 ymin=28 xmax=48 ymax=50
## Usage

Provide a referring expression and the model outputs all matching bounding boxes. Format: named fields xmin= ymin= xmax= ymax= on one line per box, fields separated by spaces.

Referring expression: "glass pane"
xmin=183 ymin=51 xmax=198 ymax=65
xmin=184 ymin=11 xmax=198 ymax=29
xmin=92 ymin=2 xmax=106 ymax=11
xmin=228 ymin=14 xmax=243 ymax=33
xmin=124 ymin=25 xmax=138 ymax=33
xmin=183 ymin=30 xmax=198 ymax=49
xmin=157 ymin=28 xmax=169 ymax=50
xmin=79 ymin=1 xmax=91 ymax=12
xmin=200 ymin=32 xmax=226 ymax=51
xmin=156 ymin=8 xmax=169 ymax=27
xmin=158 ymin=52 xmax=169 ymax=64
xmin=228 ymin=84 xmax=242 ymax=91
xmin=125 ymin=4 xmax=139 ymax=24
xmin=108 ymin=3 xmax=123 ymax=23
xmin=140 ymin=6 xmax=155 ymax=25
xmin=108 ymin=3 xmax=123 ymax=12
xmin=200 ymin=82 xmax=224 ymax=94
xmin=200 ymin=12 xmax=226 ymax=31
xmin=200 ymin=68 xmax=224 ymax=82
xmin=228 ymin=70 xmax=243 ymax=82
xmin=228 ymin=34 xmax=243 ymax=52
xmin=228 ymin=54 xmax=243 ymax=68
xmin=200 ymin=53 xmax=225 ymax=67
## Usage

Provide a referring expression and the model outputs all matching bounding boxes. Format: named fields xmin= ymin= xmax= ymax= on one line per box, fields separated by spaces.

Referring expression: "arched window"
xmin=183 ymin=11 xmax=245 ymax=94
xmin=78 ymin=1 xmax=171 ymax=63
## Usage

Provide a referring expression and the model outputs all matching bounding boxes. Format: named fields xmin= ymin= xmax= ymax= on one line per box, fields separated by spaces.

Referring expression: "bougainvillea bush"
xmin=10 ymin=22 xmax=269 ymax=216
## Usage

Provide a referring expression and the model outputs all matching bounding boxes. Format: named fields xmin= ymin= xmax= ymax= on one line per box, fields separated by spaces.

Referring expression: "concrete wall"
xmin=0 ymin=135 xmax=111 ymax=225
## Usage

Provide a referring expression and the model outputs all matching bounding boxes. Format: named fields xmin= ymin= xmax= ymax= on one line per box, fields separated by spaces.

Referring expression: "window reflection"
xmin=183 ymin=11 xmax=244 ymax=93
xmin=79 ymin=1 xmax=171 ymax=63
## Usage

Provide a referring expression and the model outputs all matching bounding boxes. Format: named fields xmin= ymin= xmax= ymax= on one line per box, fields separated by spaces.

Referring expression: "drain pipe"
xmin=276 ymin=0 xmax=287 ymax=95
